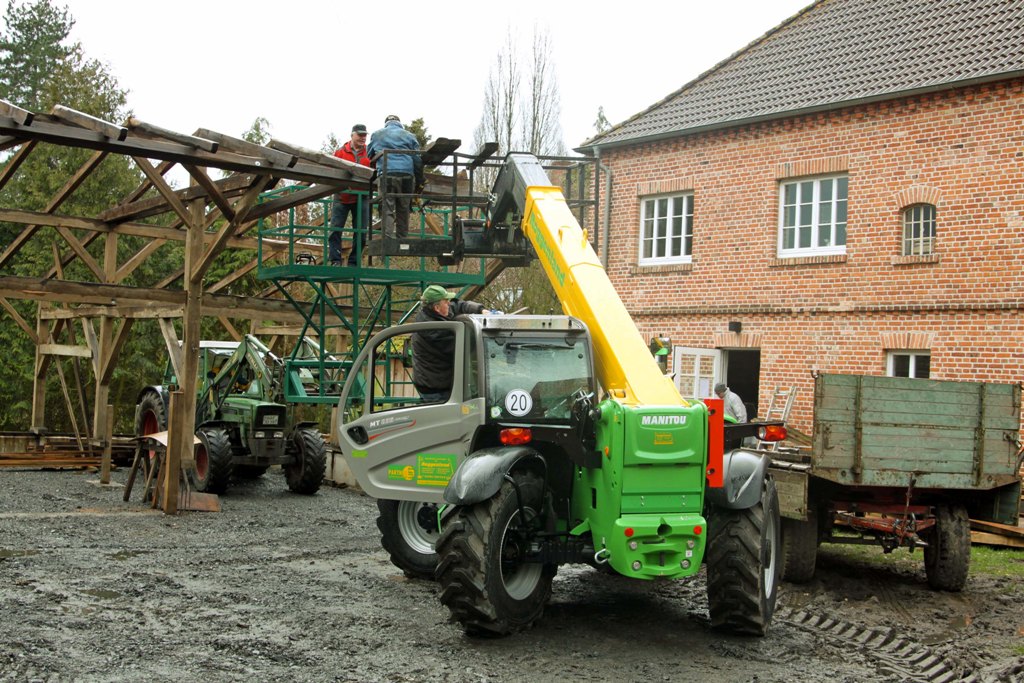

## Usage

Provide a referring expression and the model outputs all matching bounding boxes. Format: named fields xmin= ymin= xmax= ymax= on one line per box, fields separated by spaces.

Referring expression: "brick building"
xmin=579 ymin=0 xmax=1024 ymax=433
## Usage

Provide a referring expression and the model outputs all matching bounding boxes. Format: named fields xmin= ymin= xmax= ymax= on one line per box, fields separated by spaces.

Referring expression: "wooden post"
xmin=162 ymin=391 xmax=183 ymax=515
xmin=91 ymin=231 xmax=118 ymax=446
xmin=100 ymin=403 xmax=113 ymax=485
xmin=30 ymin=313 xmax=48 ymax=432
xmin=175 ymin=196 xmax=205 ymax=488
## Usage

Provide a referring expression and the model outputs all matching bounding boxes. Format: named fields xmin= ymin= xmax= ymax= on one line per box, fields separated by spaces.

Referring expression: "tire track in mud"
xmin=779 ymin=608 xmax=962 ymax=681
xmin=778 ymin=608 xmax=1023 ymax=682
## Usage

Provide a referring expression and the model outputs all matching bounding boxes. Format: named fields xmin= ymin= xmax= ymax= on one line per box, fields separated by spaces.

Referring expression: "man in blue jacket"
xmin=368 ymin=114 xmax=423 ymax=239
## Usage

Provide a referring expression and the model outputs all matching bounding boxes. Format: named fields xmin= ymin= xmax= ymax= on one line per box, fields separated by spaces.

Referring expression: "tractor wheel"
xmin=706 ymin=477 xmax=781 ymax=636
xmin=234 ymin=465 xmax=269 ymax=479
xmin=192 ymin=427 xmax=233 ymax=494
xmin=284 ymin=428 xmax=326 ymax=495
xmin=436 ymin=471 xmax=554 ymax=637
xmin=780 ymin=515 xmax=818 ymax=583
xmin=376 ymin=499 xmax=439 ymax=579
xmin=923 ymin=504 xmax=970 ymax=591
xmin=134 ymin=390 xmax=166 ymax=480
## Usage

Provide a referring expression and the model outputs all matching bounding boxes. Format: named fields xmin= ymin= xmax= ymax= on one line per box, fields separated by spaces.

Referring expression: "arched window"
xmin=902 ymin=203 xmax=936 ymax=256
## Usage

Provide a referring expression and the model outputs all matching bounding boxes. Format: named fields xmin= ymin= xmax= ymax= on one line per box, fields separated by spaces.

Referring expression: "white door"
xmin=673 ymin=347 xmax=722 ymax=399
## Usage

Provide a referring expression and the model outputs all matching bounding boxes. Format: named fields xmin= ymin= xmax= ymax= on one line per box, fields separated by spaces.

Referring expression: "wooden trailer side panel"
xmin=811 ymin=374 xmax=1021 ymax=490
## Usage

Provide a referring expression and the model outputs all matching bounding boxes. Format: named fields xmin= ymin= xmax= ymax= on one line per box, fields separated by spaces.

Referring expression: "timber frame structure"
xmin=0 ymin=99 xmax=387 ymax=506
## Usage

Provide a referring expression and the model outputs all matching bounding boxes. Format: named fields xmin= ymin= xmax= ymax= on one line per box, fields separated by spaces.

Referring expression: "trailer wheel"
xmin=436 ymin=471 xmax=554 ymax=637
xmin=780 ymin=515 xmax=818 ymax=583
xmin=376 ymin=500 xmax=439 ymax=579
xmin=193 ymin=427 xmax=233 ymax=494
xmin=284 ymin=427 xmax=326 ymax=495
xmin=706 ymin=477 xmax=781 ymax=636
xmin=923 ymin=504 xmax=970 ymax=592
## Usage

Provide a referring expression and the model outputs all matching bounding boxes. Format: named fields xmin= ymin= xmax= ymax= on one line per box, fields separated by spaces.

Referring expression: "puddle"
xmin=922 ymin=613 xmax=973 ymax=645
xmin=0 ymin=549 xmax=40 ymax=559
xmin=81 ymin=589 xmax=121 ymax=600
xmin=109 ymin=550 xmax=148 ymax=561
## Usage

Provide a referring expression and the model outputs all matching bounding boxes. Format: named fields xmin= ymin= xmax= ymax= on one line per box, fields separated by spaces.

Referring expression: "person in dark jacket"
xmin=329 ymin=123 xmax=372 ymax=266
xmin=411 ymin=285 xmax=495 ymax=403
xmin=367 ymin=115 xmax=423 ymax=239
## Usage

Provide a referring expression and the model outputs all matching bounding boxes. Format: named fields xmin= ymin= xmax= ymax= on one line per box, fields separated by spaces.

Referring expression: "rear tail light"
xmin=758 ymin=424 xmax=787 ymax=442
xmin=500 ymin=427 xmax=532 ymax=445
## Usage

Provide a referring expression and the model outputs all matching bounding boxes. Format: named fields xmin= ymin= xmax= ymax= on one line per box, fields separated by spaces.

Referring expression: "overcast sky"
xmin=62 ymin=0 xmax=811 ymax=156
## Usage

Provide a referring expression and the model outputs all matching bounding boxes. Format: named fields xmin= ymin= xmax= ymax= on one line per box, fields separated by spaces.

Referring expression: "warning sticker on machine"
xmin=416 ymin=454 xmax=456 ymax=487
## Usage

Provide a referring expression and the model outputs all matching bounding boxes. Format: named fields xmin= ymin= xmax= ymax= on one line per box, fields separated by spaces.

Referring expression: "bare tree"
xmin=523 ymin=28 xmax=564 ymax=156
xmin=473 ymin=27 xmax=563 ymax=158
xmin=471 ymin=26 xmax=566 ymax=318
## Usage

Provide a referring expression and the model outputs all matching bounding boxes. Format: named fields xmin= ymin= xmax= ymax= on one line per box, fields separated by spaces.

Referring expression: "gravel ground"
xmin=1 ymin=467 xmax=1022 ymax=683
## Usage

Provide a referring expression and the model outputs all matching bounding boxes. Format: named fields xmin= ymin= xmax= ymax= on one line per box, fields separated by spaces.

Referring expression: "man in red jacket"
xmin=329 ymin=123 xmax=372 ymax=266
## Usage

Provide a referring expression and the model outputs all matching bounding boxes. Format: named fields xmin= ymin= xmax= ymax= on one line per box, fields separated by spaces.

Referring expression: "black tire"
xmin=192 ymin=427 xmax=233 ymax=494
xmin=436 ymin=472 xmax=553 ymax=637
xmin=780 ymin=515 xmax=818 ymax=583
xmin=134 ymin=390 xmax=166 ymax=480
xmin=923 ymin=504 xmax=970 ymax=592
xmin=284 ymin=428 xmax=326 ymax=495
xmin=377 ymin=499 xmax=440 ymax=579
xmin=234 ymin=465 xmax=269 ymax=479
xmin=706 ymin=477 xmax=781 ymax=636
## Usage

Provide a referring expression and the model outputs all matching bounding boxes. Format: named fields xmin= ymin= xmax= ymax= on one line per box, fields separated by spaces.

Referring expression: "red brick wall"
xmin=599 ymin=78 xmax=1024 ymax=432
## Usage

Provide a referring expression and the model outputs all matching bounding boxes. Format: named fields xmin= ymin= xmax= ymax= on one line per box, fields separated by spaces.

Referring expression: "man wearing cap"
xmin=329 ymin=124 xmax=373 ymax=266
xmin=368 ymin=115 xmax=423 ymax=239
xmin=714 ymin=383 xmax=748 ymax=422
xmin=411 ymin=285 xmax=495 ymax=403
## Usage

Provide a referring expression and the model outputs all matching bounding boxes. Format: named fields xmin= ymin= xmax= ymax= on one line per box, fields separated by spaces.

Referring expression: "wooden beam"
xmin=99 ymin=318 xmax=134 ymax=385
xmin=244 ymin=183 xmax=338 ymax=222
xmin=97 ymin=172 xmax=253 ymax=224
xmin=0 ymin=115 xmax=374 ymax=186
xmin=0 ymin=99 xmax=34 ymax=125
xmin=133 ymin=156 xmax=193 ymax=226
xmin=127 ymin=118 xmax=218 ymax=152
xmin=114 ymin=239 xmax=166 ymax=283
xmin=158 ymin=318 xmax=183 ymax=380
xmin=218 ymin=316 xmax=242 ymax=342
xmin=468 ymin=141 xmax=499 ymax=170
xmin=51 ymin=105 xmax=127 ymax=141
xmin=0 ymin=207 xmax=286 ymax=252
xmin=207 ymin=255 xmax=259 ymax=293
xmin=0 ymin=149 xmax=107 ymax=268
xmin=0 ymin=139 xmax=37 ymax=192
xmin=183 ymin=164 xmax=235 ymax=221
xmin=0 ymin=297 xmax=37 ymax=343
xmin=268 ymin=138 xmax=373 ymax=175
xmin=194 ymin=128 xmax=298 ymax=168
xmin=191 ymin=175 xmax=274 ymax=284
xmin=0 ymin=276 xmax=312 ymax=322
xmin=54 ymin=225 xmax=105 ymax=280
xmin=38 ymin=343 xmax=91 ymax=358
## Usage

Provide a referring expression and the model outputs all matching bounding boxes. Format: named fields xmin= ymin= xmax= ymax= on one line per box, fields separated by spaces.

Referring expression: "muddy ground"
xmin=1 ymin=468 xmax=1022 ymax=683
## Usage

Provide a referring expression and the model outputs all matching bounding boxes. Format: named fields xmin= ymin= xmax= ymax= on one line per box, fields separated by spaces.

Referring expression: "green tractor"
xmin=134 ymin=335 xmax=327 ymax=495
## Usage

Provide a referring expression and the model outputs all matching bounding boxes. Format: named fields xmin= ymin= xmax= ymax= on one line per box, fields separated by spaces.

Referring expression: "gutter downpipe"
xmin=594 ymin=145 xmax=612 ymax=269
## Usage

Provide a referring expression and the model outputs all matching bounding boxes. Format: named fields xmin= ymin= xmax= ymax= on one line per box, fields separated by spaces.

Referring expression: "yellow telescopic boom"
xmin=489 ymin=154 xmax=686 ymax=408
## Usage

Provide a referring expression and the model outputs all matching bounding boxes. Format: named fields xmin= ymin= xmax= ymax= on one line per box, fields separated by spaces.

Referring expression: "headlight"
xmin=254 ymin=431 xmax=265 ymax=439
xmin=273 ymin=431 xmax=284 ymax=439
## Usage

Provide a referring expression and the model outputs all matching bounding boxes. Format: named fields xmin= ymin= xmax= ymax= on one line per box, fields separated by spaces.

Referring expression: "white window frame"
xmin=778 ymin=175 xmax=848 ymax=257
xmin=638 ymin=192 xmax=694 ymax=265
xmin=887 ymin=350 xmax=931 ymax=379
xmin=902 ymin=203 xmax=936 ymax=256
